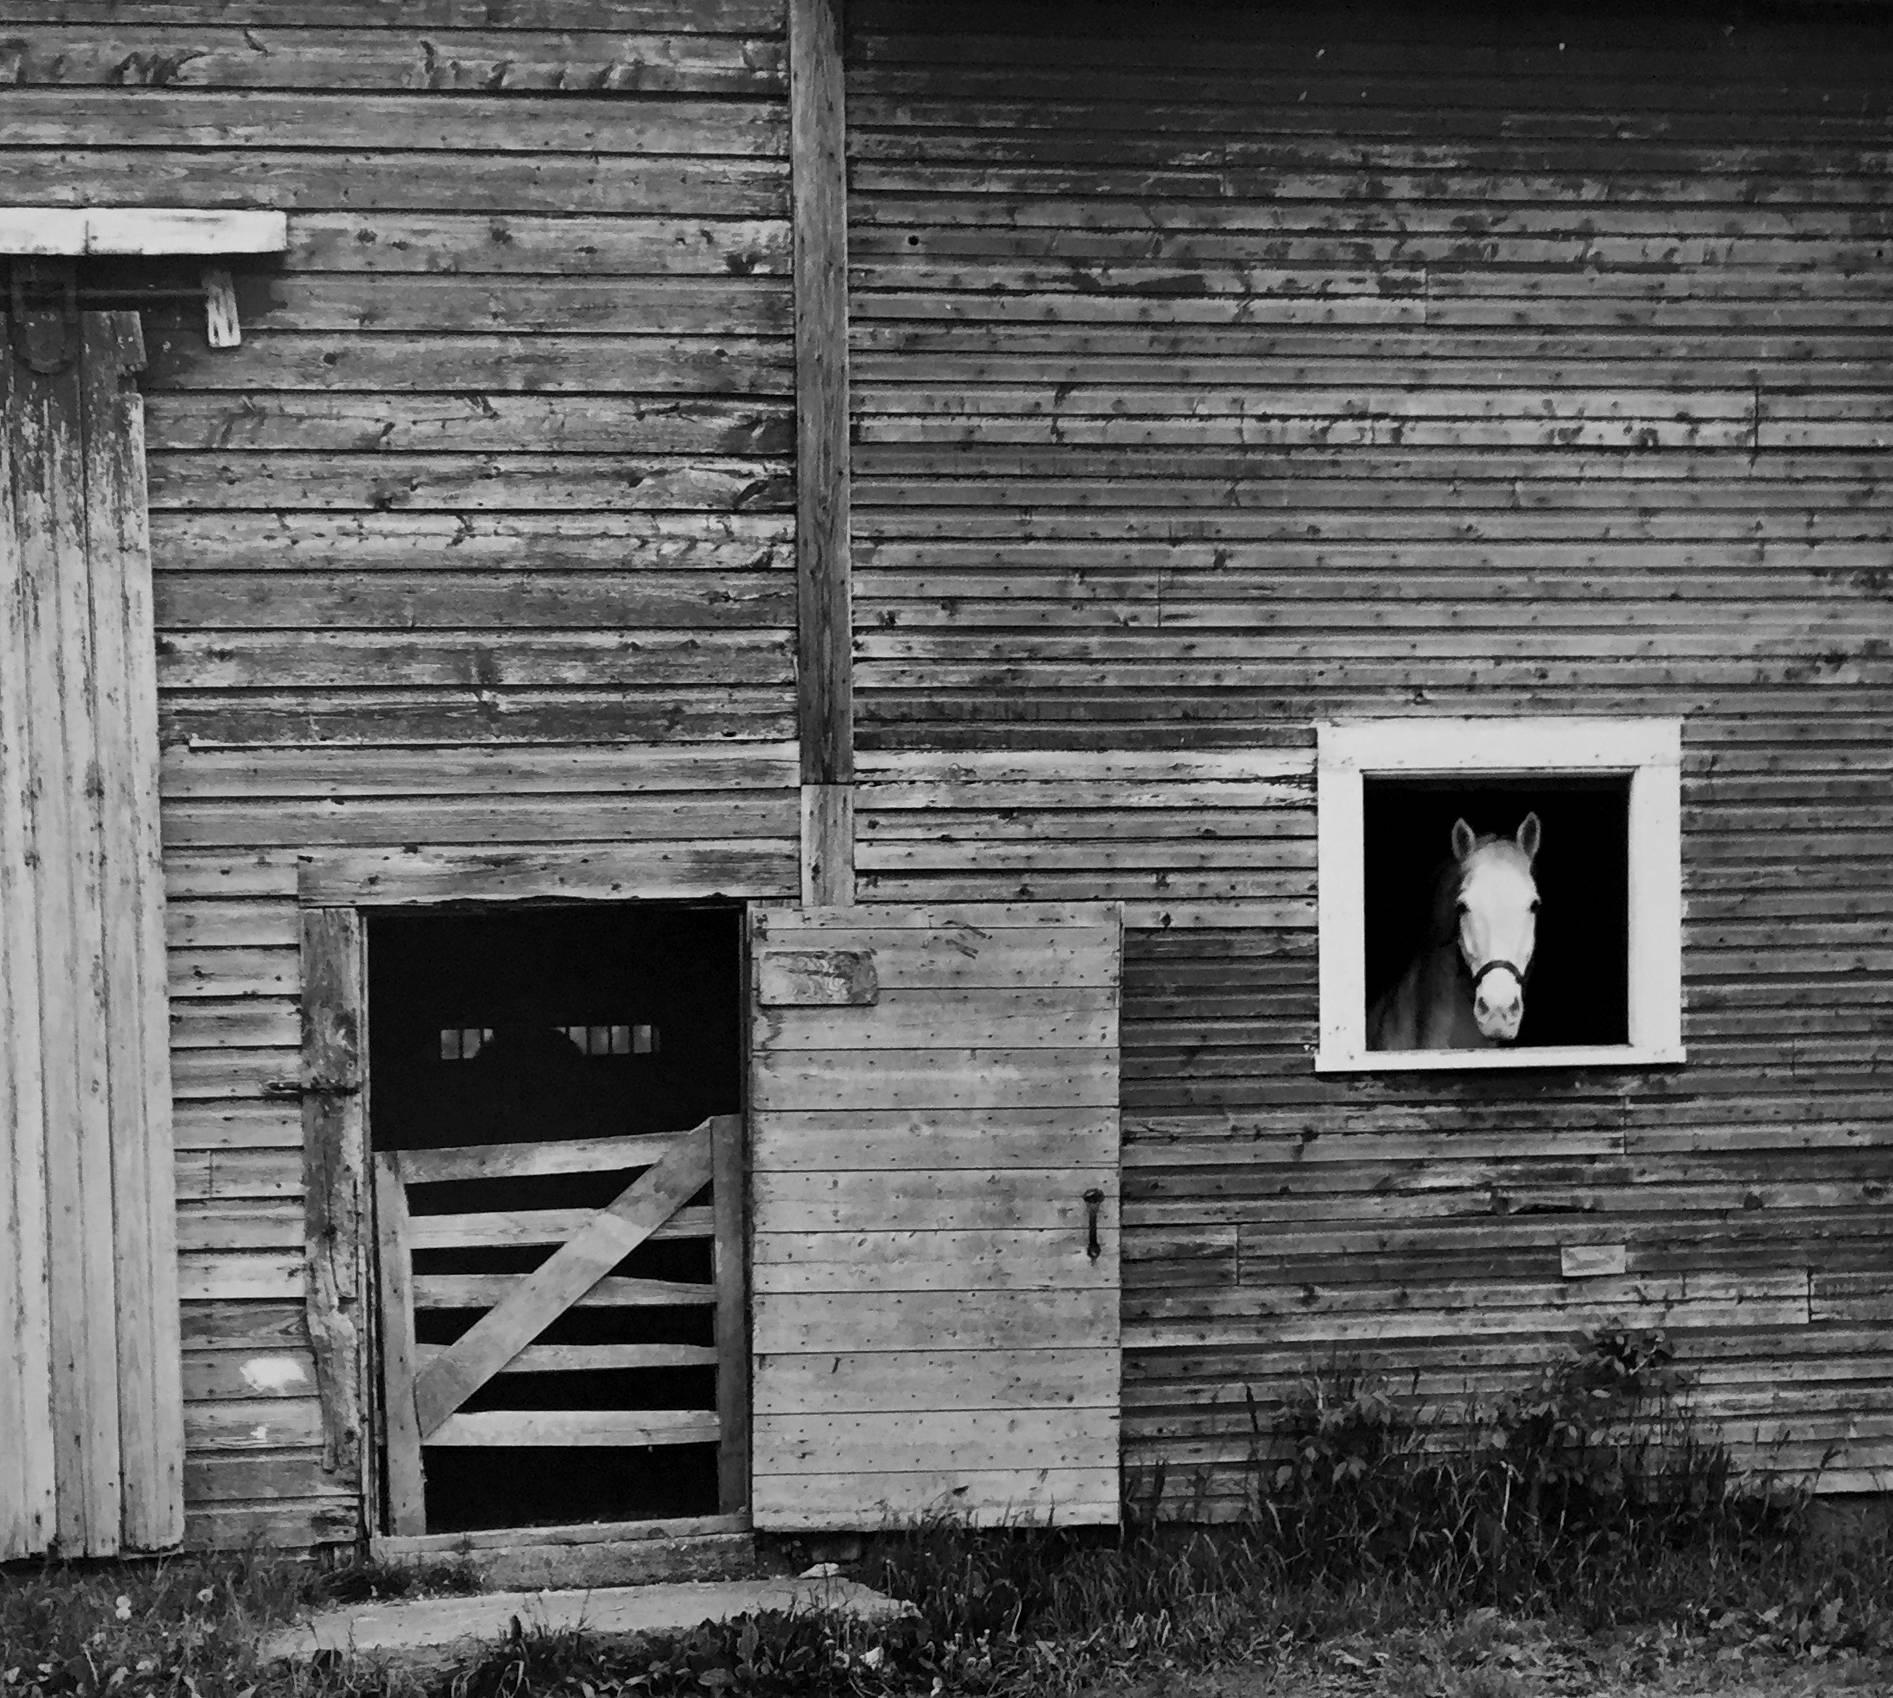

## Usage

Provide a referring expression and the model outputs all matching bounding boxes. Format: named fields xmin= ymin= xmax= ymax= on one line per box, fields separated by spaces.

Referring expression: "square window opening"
xmin=1316 ymin=718 xmax=1684 ymax=1073
xmin=1363 ymin=776 xmax=1629 ymax=1050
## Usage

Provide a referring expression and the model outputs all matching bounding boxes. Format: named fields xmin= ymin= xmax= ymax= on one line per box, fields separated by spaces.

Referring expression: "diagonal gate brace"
xmin=410 ymin=1119 xmax=717 ymax=1439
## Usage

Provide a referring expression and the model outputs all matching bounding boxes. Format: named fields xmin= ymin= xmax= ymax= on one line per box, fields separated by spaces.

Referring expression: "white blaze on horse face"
xmin=1452 ymin=817 xmax=1542 ymax=1042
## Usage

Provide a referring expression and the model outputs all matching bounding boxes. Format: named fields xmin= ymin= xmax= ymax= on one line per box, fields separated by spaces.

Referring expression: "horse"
xmin=1367 ymin=814 xmax=1542 ymax=1051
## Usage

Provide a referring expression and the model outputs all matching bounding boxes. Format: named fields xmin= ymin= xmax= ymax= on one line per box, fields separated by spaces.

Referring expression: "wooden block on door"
xmin=756 ymin=949 xmax=877 ymax=1007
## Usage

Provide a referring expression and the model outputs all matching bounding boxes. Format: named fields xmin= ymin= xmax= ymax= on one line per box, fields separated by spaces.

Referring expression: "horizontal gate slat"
xmin=412 ymin=1274 xmax=716 ymax=1310
xmin=416 ymin=1343 xmax=720 ymax=1373
xmin=428 ymin=1410 xmax=720 ymax=1448
xmin=407 ymin=1205 xmax=713 ymax=1250
xmin=398 ymin=1132 xmax=680 ymax=1185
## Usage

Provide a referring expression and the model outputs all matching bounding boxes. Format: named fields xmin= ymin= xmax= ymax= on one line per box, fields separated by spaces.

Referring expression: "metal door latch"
xmin=1083 ymin=1187 xmax=1104 ymax=1261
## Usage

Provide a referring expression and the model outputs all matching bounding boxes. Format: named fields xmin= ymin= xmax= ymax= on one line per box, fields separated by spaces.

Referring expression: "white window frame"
xmin=1315 ymin=717 xmax=1684 ymax=1074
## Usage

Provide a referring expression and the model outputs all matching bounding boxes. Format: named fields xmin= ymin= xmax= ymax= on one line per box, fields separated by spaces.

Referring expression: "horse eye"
xmin=1529 ymin=900 xmax=1542 ymax=913
xmin=1455 ymin=900 xmax=1469 ymax=915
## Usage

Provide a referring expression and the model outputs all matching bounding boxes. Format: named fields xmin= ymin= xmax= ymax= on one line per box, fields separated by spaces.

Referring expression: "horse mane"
xmin=1421 ymin=852 xmax=1466 ymax=948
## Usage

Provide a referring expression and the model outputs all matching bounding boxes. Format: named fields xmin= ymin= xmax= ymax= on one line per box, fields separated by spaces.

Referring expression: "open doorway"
xmin=366 ymin=905 xmax=744 ymax=1536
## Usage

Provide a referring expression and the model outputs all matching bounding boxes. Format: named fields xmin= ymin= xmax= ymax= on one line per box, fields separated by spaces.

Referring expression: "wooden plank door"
xmin=0 ymin=311 xmax=181 ymax=1558
xmin=373 ymin=1115 xmax=746 ymax=1535
xmin=749 ymin=903 xmax=1122 ymax=1528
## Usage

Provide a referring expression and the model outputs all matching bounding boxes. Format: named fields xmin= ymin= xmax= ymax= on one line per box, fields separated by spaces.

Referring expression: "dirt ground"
xmin=1115 ymin=1660 xmax=1893 ymax=1697
xmin=1106 ymin=1618 xmax=1893 ymax=1698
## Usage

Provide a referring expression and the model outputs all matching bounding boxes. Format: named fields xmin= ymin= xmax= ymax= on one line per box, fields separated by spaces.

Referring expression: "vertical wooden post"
xmin=793 ymin=0 xmax=854 ymax=897
xmin=711 ymin=1113 xmax=750 ymax=1513
xmin=301 ymin=908 xmax=367 ymax=1526
xmin=372 ymin=1154 xmax=426 ymax=1537
xmin=800 ymin=783 xmax=855 ymax=906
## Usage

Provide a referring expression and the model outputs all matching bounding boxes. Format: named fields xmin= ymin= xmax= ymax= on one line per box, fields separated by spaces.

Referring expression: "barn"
xmin=1 ymin=0 xmax=1890 ymax=1561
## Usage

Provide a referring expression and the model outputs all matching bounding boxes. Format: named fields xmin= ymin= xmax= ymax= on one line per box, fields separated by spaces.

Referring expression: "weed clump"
xmin=1247 ymin=1326 xmax=1806 ymax=1619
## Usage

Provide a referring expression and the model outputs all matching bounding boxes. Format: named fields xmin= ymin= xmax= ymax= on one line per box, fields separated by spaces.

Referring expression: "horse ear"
xmin=1517 ymin=812 xmax=1542 ymax=862
xmin=1450 ymin=818 xmax=1476 ymax=861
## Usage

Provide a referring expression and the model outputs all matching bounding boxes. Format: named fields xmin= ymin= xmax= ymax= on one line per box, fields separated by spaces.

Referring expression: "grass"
xmin=1 ymin=1547 xmax=312 ymax=1698
xmin=6 ymin=1519 xmax=1891 ymax=1698
xmin=0 ymin=1549 xmax=481 ymax=1698
xmin=5 ymin=1333 xmax=1892 ymax=1698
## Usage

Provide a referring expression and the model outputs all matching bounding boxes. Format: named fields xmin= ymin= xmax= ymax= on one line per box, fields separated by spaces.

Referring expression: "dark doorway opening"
xmin=368 ymin=905 xmax=743 ymax=1534
xmin=1363 ymin=778 xmax=1630 ymax=1048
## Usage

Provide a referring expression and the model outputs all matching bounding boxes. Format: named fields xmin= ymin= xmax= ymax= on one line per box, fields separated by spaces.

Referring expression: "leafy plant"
xmin=1241 ymin=1325 xmax=1820 ymax=1619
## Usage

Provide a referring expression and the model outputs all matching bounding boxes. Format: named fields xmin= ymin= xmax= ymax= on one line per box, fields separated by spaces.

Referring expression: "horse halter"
xmin=1469 ymin=957 xmax=1529 ymax=993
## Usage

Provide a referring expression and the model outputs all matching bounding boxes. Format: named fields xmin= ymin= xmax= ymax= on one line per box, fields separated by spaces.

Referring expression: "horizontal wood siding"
xmin=0 ymin=0 xmax=794 ymax=1547
xmin=847 ymin=1 xmax=1893 ymax=1512
xmin=856 ymin=750 xmax=1315 ymax=930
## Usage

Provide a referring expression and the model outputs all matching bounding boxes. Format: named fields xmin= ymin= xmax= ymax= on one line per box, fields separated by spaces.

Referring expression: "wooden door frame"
xmin=296 ymin=877 xmax=755 ymax=1549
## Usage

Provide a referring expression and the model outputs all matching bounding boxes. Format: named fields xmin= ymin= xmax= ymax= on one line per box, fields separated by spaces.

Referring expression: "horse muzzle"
xmin=1470 ymin=958 xmax=1526 ymax=1041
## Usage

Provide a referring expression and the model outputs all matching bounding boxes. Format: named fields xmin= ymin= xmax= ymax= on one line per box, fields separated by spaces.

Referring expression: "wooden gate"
xmin=372 ymin=1115 xmax=746 ymax=1536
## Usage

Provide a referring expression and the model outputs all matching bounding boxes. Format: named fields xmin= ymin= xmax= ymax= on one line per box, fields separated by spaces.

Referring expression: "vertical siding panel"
xmin=0 ymin=315 xmax=184 ymax=1556
xmin=14 ymin=328 xmax=124 ymax=1553
xmin=82 ymin=313 xmax=185 ymax=1549
xmin=0 ymin=341 xmax=56 ymax=1559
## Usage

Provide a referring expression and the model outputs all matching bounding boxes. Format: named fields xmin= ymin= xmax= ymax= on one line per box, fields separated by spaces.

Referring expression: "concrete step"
xmin=262 ymin=1575 xmax=913 ymax=1669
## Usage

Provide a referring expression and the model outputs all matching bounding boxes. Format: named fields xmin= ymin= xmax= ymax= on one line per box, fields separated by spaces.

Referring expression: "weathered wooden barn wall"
xmin=0 ymin=0 xmax=794 ymax=1548
xmin=846 ymin=0 xmax=1893 ymax=1511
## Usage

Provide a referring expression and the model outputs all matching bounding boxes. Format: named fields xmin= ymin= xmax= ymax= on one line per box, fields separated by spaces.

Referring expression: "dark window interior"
xmin=1363 ymin=777 xmax=1630 ymax=1048
xmin=368 ymin=905 xmax=741 ymax=1533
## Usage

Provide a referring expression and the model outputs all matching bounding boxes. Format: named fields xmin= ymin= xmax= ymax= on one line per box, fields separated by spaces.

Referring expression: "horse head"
xmin=1449 ymin=813 xmax=1541 ymax=1042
